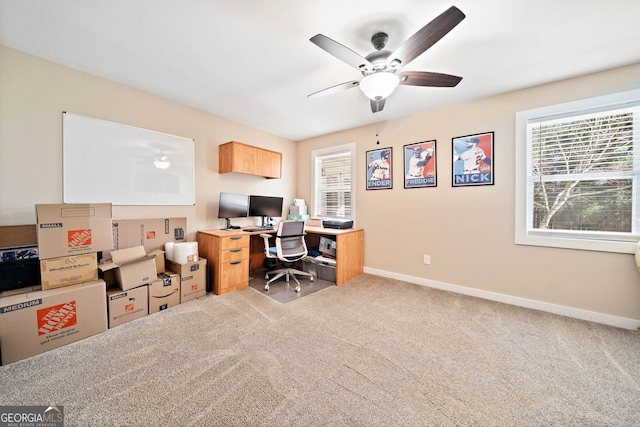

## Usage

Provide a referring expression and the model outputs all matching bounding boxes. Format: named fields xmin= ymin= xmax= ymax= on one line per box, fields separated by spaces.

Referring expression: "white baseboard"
xmin=363 ymin=267 xmax=640 ymax=331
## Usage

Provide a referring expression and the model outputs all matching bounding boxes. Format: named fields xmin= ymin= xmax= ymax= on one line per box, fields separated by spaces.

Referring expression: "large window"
xmin=312 ymin=143 xmax=356 ymax=219
xmin=515 ymin=89 xmax=640 ymax=254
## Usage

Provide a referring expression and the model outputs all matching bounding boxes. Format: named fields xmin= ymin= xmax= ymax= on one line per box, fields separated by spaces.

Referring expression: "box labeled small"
xmin=36 ymin=203 xmax=113 ymax=260
xmin=106 ymin=285 xmax=148 ymax=328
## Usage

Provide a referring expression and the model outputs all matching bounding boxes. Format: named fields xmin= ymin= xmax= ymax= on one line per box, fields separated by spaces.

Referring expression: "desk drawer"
xmin=221 ymin=235 xmax=249 ymax=250
xmin=221 ymin=246 xmax=249 ymax=263
xmin=220 ymin=258 xmax=249 ymax=287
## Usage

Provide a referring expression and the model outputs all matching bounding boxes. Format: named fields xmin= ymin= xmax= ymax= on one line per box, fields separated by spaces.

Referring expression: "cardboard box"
xmin=289 ymin=205 xmax=308 ymax=215
xmin=40 ymin=253 xmax=98 ymax=290
xmin=287 ymin=214 xmax=310 ymax=221
xmin=0 ymin=286 xmax=42 ymax=298
xmin=306 ymin=217 xmax=325 ymax=227
xmin=166 ymin=259 xmax=207 ymax=303
xmin=106 ymin=285 xmax=148 ymax=328
xmin=111 ymin=217 xmax=187 ymax=253
xmin=0 ymin=279 xmax=107 ymax=365
xmin=36 ymin=203 xmax=113 ymax=260
xmin=148 ymin=272 xmax=180 ymax=314
xmin=99 ymin=246 xmax=157 ymax=291
xmin=0 ymin=224 xmax=37 ymax=248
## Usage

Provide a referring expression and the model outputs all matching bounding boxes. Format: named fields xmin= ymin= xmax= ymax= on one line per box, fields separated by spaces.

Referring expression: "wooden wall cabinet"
xmin=219 ymin=141 xmax=282 ymax=179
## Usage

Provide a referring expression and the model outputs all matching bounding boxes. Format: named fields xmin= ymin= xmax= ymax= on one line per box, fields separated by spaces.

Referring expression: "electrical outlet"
xmin=423 ymin=254 xmax=431 ymax=265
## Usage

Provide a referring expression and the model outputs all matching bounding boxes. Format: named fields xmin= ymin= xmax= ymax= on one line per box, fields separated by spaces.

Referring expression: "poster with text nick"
xmin=404 ymin=140 xmax=437 ymax=188
xmin=366 ymin=147 xmax=392 ymax=190
xmin=452 ymin=131 xmax=494 ymax=187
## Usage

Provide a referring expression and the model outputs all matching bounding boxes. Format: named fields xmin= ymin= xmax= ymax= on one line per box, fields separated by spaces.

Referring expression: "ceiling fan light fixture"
xmin=359 ymin=72 xmax=400 ymax=100
xmin=153 ymin=155 xmax=171 ymax=170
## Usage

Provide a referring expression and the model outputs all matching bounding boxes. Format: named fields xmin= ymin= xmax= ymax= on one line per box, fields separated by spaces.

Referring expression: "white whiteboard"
xmin=63 ymin=112 xmax=195 ymax=205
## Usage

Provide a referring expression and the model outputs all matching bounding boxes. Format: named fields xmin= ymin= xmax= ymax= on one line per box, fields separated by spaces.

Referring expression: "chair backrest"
xmin=275 ymin=220 xmax=307 ymax=261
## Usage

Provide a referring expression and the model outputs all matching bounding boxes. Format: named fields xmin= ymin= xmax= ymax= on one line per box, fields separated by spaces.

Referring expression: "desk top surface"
xmin=198 ymin=225 xmax=362 ymax=237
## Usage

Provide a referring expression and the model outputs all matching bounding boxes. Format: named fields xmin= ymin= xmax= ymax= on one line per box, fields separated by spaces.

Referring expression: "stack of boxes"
xmin=287 ymin=198 xmax=310 ymax=221
xmin=0 ymin=205 xmax=207 ymax=365
xmin=0 ymin=203 xmax=113 ymax=366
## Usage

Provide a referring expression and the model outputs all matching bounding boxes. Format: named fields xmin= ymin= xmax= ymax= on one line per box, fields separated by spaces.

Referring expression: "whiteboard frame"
xmin=63 ymin=112 xmax=195 ymax=206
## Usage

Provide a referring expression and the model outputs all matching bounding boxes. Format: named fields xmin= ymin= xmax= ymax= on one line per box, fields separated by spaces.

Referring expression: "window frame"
xmin=311 ymin=143 xmax=356 ymax=221
xmin=515 ymin=89 xmax=640 ymax=254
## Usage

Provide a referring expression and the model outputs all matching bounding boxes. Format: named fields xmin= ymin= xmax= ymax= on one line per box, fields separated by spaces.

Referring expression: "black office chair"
xmin=260 ymin=220 xmax=314 ymax=292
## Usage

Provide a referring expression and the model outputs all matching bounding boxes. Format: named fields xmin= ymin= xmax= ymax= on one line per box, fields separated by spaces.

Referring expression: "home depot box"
xmin=106 ymin=285 xmax=148 ymax=328
xmin=36 ymin=203 xmax=113 ymax=260
xmin=99 ymin=246 xmax=157 ymax=291
xmin=148 ymin=272 xmax=180 ymax=314
xmin=111 ymin=217 xmax=186 ymax=253
xmin=0 ymin=279 xmax=107 ymax=365
xmin=166 ymin=259 xmax=207 ymax=303
xmin=40 ymin=253 xmax=98 ymax=290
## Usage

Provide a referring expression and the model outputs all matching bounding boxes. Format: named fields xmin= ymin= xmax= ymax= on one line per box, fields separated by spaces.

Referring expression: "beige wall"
xmin=296 ymin=63 xmax=640 ymax=325
xmin=0 ymin=45 xmax=297 ymax=238
xmin=3 ymin=43 xmax=640 ymax=327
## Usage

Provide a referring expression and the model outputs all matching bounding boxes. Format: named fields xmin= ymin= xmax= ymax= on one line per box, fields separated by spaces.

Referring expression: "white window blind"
xmin=312 ymin=144 xmax=355 ymax=219
xmin=515 ymin=89 xmax=640 ymax=253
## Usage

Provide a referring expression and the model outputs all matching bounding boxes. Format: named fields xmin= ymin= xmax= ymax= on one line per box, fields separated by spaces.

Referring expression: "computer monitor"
xmin=249 ymin=195 xmax=284 ymax=227
xmin=218 ymin=192 xmax=248 ymax=229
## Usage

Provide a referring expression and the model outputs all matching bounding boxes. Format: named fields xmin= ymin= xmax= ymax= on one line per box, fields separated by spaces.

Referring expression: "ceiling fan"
xmin=308 ymin=6 xmax=466 ymax=113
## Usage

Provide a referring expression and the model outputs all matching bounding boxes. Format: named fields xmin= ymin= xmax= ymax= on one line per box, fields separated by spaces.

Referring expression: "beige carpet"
xmin=1 ymin=274 xmax=640 ymax=426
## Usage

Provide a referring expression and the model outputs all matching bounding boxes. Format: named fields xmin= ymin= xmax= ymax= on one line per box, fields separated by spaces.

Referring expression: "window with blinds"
xmin=312 ymin=144 xmax=355 ymax=219
xmin=515 ymin=89 xmax=640 ymax=253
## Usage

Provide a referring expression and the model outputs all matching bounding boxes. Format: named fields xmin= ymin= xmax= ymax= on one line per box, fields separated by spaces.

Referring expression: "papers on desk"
xmin=315 ymin=255 xmax=336 ymax=265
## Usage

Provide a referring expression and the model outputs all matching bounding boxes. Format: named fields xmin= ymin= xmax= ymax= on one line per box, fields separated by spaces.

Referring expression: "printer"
xmin=322 ymin=218 xmax=354 ymax=229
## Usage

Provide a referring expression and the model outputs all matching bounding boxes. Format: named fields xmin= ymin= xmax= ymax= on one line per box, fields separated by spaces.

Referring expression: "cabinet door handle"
xmin=230 ymin=260 xmax=243 ymax=265
xmin=231 ymin=236 xmax=242 ymax=240
xmin=230 ymin=248 xmax=242 ymax=253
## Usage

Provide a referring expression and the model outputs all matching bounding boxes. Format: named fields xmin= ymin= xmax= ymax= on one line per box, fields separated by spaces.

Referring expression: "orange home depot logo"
xmin=68 ymin=229 xmax=92 ymax=248
xmin=125 ymin=303 xmax=135 ymax=312
xmin=37 ymin=301 xmax=77 ymax=335
xmin=146 ymin=231 xmax=156 ymax=240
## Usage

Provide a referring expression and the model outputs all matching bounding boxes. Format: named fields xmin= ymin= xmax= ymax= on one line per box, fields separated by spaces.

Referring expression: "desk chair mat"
xmin=248 ymin=268 xmax=333 ymax=303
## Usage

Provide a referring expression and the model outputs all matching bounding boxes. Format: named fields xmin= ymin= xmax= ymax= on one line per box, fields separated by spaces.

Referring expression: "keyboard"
xmin=243 ymin=227 xmax=274 ymax=232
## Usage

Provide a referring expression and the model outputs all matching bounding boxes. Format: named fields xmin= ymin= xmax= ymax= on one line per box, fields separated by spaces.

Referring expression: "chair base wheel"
xmin=264 ymin=284 xmax=269 ymax=291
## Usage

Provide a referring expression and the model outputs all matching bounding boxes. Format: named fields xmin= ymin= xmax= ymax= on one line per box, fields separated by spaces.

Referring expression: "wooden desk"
xmin=197 ymin=226 xmax=364 ymax=295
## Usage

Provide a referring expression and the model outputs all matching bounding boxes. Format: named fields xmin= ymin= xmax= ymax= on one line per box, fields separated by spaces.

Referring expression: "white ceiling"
xmin=1 ymin=0 xmax=639 ymax=141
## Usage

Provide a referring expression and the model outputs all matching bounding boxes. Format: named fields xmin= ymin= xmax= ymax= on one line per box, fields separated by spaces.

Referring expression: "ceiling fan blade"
xmin=308 ymin=80 xmax=360 ymax=98
xmin=310 ymin=34 xmax=374 ymax=73
xmin=386 ymin=6 xmax=465 ymax=69
xmin=370 ymin=98 xmax=386 ymax=113
xmin=399 ymin=71 xmax=462 ymax=87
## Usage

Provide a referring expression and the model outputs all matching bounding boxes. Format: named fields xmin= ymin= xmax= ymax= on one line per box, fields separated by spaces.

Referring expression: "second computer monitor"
xmin=249 ymin=195 xmax=284 ymax=226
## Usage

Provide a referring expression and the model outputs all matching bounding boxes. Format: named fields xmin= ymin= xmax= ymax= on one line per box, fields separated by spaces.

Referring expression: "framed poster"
xmin=366 ymin=147 xmax=392 ymax=190
xmin=452 ymin=131 xmax=494 ymax=187
xmin=404 ymin=140 xmax=437 ymax=188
